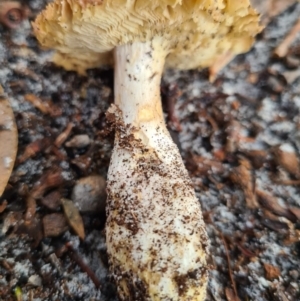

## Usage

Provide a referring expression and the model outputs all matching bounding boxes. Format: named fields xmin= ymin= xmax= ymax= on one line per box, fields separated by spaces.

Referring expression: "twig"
xmin=55 ymin=122 xmax=74 ymax=148
xmin=274 ymin=18 xmax=300 ymax=58
xmin=24 ymin=94 xmax=59 ymax=116
xmin=221 ymin=233 xmax=240 ymax=301
xmin=25 ymin=169 xmax=65 ymax=222
xmin=65 ymin=242 xmax=101 ymax=289
xmin=17 ymin=138 xmax=51 ymax=164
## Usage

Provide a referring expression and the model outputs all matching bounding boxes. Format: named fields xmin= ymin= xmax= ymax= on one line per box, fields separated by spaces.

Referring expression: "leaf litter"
xmin=0 ymin=1 xmax=300 ymax=301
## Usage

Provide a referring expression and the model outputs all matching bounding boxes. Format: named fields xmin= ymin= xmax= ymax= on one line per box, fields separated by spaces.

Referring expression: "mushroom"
xmin=33 ymin=1 xmax=262 ymax=300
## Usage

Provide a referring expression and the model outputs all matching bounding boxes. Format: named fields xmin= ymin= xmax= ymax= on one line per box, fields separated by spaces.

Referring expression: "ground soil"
xmin=0 ymin=1 xmax=300 ymax=301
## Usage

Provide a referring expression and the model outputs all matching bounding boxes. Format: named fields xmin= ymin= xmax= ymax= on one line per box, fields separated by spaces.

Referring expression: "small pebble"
xmin=28 ymin=275 xmax=42 ymax=287
xmin=72 ymin=175 xmax=106 ymax=214
xmin=65 ymin=134 xmax=91 ymax=148
xmin=289 ymin=270 xmax=299 ymax=280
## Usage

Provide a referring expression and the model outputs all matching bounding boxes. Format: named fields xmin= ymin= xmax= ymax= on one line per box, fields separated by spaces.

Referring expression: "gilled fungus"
xmin=33 ymin=1 xmax=262 ymax=300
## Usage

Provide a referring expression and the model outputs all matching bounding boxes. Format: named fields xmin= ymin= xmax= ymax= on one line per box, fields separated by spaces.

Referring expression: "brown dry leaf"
xmin=256 ymin=190 xmax=296 ymax=222
xmin=261 ymin=209 xmax=290 ymax=234
xmin=230 ymin=158 xmax=258 ymax=209
xmin=0 ymin=200 xmax=7 ymax=213
xmin=272 ymin=144 xmax=300 ymax=178
xmin=61 ymin=198 xmax=85 ymax=240
xmin=263 ymin=263 xmax=281 ymax=280
xmin=251 ymin=0 xmax=297 ymax=25
xmin=242 ymin=149 xmax=268 ymax=169
xmin=225 ymin=287 xmax=240 ymax=301
xmin=187 ymin=154 xmax=224 ymax=178
xmin=0 ymin=85 xmax=18 ymax=197
xmin=289 ymin=206 xmax=300 ymax=220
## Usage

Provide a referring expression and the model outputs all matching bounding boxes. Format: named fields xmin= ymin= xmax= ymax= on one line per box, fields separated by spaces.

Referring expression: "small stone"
xmin=28 ymin=274 xmax=42 ymax=287
xmin=289 ymin=270 xmax=299 ymax=280
xmin=72 ymin=175 xmax=106 ymax=214
xmin=65 ymin=134 xmax=91 ymax=148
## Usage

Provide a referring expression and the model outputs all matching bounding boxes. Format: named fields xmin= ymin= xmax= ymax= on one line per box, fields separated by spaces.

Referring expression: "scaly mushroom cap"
xmin=33 ymin=0 xmax=262 ymax=73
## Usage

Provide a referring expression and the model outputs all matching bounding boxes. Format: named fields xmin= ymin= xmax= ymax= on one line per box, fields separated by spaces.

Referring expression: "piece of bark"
xmin=17 ymin=138 xmax=51 ymax=164
xmin=230 ymin=158 xmax=258 ymax=209
xmin=43 ymin=213 xmax=69 ymax=237
xmin=40 ymin=190 xmax=62 ymax=211
xmin=30 ymin=169 xmax=65 ymax=199
xmin=55 ymin=122 xmax=74 ymax=148
xmin=241 ymin=149 xmax=268 ymax=169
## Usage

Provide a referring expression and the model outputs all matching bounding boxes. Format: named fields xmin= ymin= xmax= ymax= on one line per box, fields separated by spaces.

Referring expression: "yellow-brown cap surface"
xmin=33 ymin=0 xmax=262 ymax=72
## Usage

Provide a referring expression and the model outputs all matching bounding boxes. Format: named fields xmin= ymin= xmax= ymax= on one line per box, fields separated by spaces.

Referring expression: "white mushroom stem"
xmin=106 ymin=38 xmax=209 ymax=301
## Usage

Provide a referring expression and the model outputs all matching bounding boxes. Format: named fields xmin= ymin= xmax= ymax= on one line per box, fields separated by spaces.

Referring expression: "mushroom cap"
xmin=33 ymin=0 xmax=262 ymax=73
xmin=52 ymin=51 xmax=113 ymax=75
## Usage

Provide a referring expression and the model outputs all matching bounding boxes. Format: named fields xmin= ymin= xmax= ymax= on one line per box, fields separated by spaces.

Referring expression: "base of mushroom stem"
xmin=105 ymin=105 xmax=209 ymax=301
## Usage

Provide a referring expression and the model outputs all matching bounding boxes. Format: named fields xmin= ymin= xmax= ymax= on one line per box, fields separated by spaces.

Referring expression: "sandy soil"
xmin=0 ymin=1 xmax=300 ymax=301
